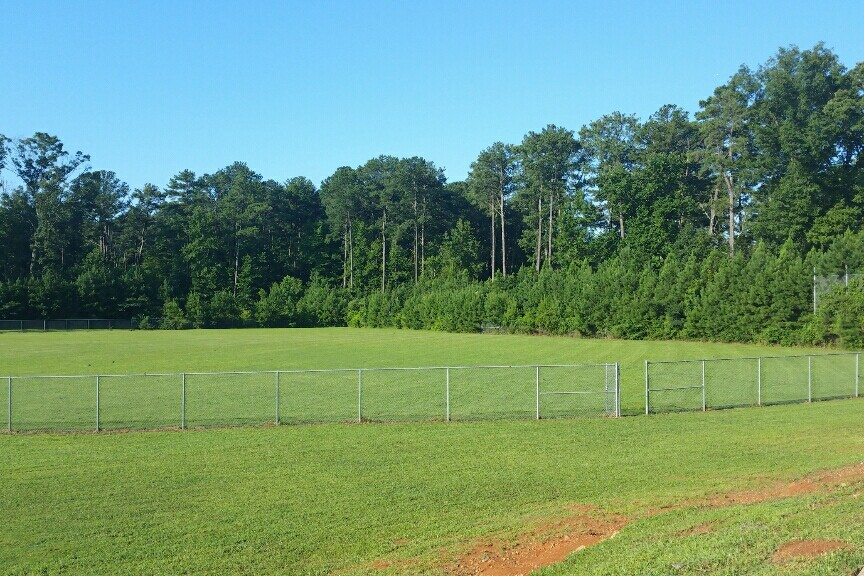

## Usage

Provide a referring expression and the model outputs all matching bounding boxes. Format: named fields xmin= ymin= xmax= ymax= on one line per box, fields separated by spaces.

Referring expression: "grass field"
xmin=1 ymin=329 xmax=863 ymax=575
xmin=0 ymin=327 xmax=839 ymax=418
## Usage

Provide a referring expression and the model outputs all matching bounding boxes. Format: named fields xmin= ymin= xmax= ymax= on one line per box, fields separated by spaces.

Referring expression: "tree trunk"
xmin=233 ymin=237 xmax=240 ymax=297
xmin=547 ymin=189 xmax=554 ymax=267
xmin=535 ymin=191 xmax=542 ymax=272
xmin=348 ymin=215 xmax=354 ymax=290
xmin=413 ymin=197 xmax=418 ymax=283
xmin=381 ymin=208 xmax=386 ymax=293
xmin=421 ymin=195 xmax=427 ymax=278
xmin=342 ymin=220 xmax=348 ymax=288
xmin=137 ymin=224 xmax=146 ymax=264
xmin=724 ymin=171 xmax=735 ymax=255
xmin=726 ymin=126 xmax=735 ymax=255
xmin=490 ymin=208 xmax=496 ymax=281
xmin=708 ymin=184 xmax=719 ymax=236
xmin=499 ymin=190 xmax=507 ymax=278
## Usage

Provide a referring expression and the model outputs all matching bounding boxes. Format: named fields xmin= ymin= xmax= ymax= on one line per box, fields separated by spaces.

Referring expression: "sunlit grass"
xmin=1 ymin=329 xmax=860 ymax=575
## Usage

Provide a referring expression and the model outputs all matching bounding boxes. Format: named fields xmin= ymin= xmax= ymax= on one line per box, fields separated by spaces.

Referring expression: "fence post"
xmin=181 ymin=373 xmax=186 ymax=430
xmin=96 ymin=374 xmax=99 ymax=432
xmin=358 ymin=369 xmax=363 ymax=423
xmin=856 ymin=352 xmax=859 ymax=398
xmin=813 ymin=267 xmax=817 ymax=314
xmin=615 ymin=363 xmax=621 ymax=418
xmin=95 ymin=375 xmax=100 ymax=431
xmin=535 ymin=366 xmax=540 ymax=420
xmin=757 ymin=357 xmax=762 ymax=406
xmin=645 ymin=361 xmax=650 ymax=415
xmin=808 ymin=355 xmax=812 ymax=403
xmin=604 ymin=364 xmax=610 ymax=415
xmin=7 ymin=376 xmax=11 ymax=432
xmin=445 ymin=367 xmax=450 ymax=422
xmin=701 ymin=360 xmax=706 ymax=411
xmin=275 ymin=371 xmax=280 ymax=426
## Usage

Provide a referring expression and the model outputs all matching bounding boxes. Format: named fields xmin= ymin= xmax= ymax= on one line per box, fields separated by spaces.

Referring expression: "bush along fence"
xmin=2 ymin=363 xmax=620 ymax=433
xmin=645 ymin=352 xmax=860 ymax=414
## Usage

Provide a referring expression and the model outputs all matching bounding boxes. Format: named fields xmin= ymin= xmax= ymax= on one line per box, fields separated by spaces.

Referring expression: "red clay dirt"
xmin=346 ymin=462 xmax=864 ymax=576
xmin=441 ymin=462 xmax=864 ymax=576
xmin=444 ymin=508 xmax=627 ymax=576
xmin=676 ymin=521 xmax=716 ymax=537
xmin=701 ymin=461 xmax=864 ymax=508
xmin=772 ymin=539 xmax=850 ymax=562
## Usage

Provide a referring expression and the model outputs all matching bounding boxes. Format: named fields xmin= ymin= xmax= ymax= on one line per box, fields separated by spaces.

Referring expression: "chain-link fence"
xmin=3 ymin=363 xmax=619 ymax=432
xmin=645 ymin=352 xmax=860 ymax=414
xmin=813 ymin=271 xmax=864 ymax=312
xmin=0 ymin=319 xmax=135 ymax=331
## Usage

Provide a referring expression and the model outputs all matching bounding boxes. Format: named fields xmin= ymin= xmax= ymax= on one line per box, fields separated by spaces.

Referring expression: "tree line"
xmin=1 ymin=43 xmax=863 ymax=346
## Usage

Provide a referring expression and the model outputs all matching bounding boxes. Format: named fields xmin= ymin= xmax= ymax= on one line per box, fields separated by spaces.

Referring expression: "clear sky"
xmin=2 ymin=0 xmax=863 ymax=191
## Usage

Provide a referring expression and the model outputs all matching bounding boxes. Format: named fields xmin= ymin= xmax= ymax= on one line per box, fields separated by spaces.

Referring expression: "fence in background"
xmin=645 ymin=352 xmax=860 ymax=414
xmin=0 ymin=319 xmax=134 ymax=332
xmin=2 ymin=363 xmax=620 ymax=432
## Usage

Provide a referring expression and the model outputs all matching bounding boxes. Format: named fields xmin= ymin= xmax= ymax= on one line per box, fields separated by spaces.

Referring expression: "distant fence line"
xmin=0 ymin=319 xmax=135 ymax=332
xmin=813 ymin=271 xmax=864 ymax=312
xmin=645 ymin=352 xmax=860 ymax=414
xmin=5 ymin=352 xmax=863 ymax=433
xmin=2 ymin=363 xmax=620 ymax=433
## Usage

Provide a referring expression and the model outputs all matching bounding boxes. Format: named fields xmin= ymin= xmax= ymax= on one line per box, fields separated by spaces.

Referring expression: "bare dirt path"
xmin=341 ymin=462 xmax=863 ymax=575
xmin=441 ymin=461 xmax=864 ymax=576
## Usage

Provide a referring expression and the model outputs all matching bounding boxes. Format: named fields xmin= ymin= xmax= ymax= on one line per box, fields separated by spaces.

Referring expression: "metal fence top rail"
xmin=646 ymin=351 xmax=860 ymax=365
xmin=3 ymin=362 xmax=618 ymax=380
xmin=0 ymin=318 xmax=129 ymax=321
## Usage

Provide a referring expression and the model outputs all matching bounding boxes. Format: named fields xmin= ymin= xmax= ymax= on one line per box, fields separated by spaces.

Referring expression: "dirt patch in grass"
xmin=444 ymin=507 xmax=628 ymax=576
xmin=704 ymin=461 xmax=864 ymax=508
xmin=351 ymin=462 xmax=864 ymax=576
xmin=677 ymin=521 xmax=716 ymax=537
xmin=772 ymin=539 xmax=850 ymax=562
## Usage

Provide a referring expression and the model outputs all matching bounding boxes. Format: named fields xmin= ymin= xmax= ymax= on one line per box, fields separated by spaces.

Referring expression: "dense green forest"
xmin=2 ymin=44 xmax=863 ymax=346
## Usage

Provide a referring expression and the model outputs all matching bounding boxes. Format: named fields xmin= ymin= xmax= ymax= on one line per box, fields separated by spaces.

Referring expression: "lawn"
xmin=1 ymin=329 xmax=862 ymax=575
xmin=1 ymin=401 xmax=863 ymax=575
xmin=0 ymin=327 xmax=837 ymax=418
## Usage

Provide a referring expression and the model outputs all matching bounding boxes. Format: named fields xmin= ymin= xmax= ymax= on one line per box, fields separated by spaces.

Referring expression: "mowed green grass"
xmin=1 ymin=329 xmax=863 ymax=575
xmin=1 ymin=401 xmax=863 ymax=575
xmin=0 ymin=327 xmax=840 ymax=419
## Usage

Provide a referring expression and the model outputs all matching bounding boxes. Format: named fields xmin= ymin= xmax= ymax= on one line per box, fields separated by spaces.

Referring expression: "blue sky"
xmin=2 ymin=0 xmax=862 ymax=191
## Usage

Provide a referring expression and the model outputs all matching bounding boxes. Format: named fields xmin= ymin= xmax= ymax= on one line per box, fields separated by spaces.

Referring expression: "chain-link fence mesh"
xmin=448 ymin=365 xmax=537 ymax=421
xmin=11 ymin=376 xmax=96 ymax=432
xmin=811 ymin=353 xmax=858 ymax=400
xmin=279 ymin=369 xmax=359 ymax=424
xmin=538 ymin=364 xmax=619 ymax=419
xmin=2 ymin=364 xmax=619 ymax=432
xmin=704 ymin=357 xmax=760 ymax=409
xmin=100 ymin=374 xmax=181 ymax=429
xmin=360 ymin=368 xmax=447 ymax=422
xmin=814 ymin=273 xmax=864 ymax=311
xmin=0 ymin=319 xmax=134 ymax=331
xmin=647 ymin=353 xmax=860 ymax=413
xmin=760 ymin=355 xmax=809 ymax=405
xmin=1 ymin=377 xmax=7 ymax=432
xmin=185 ymin=372 xmax=276 ymax=427
xmin=644 ymin=360 xmax=704 ymax=413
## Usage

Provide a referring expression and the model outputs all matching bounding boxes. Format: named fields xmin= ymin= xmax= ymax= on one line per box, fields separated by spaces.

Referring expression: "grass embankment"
xmin=1 ymin=329 xmax=861 ymax=575
xmin=0 ymin=327 xmax=835 ymax=416
xmin=1 ymin=401 xmax=862 ymax=575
